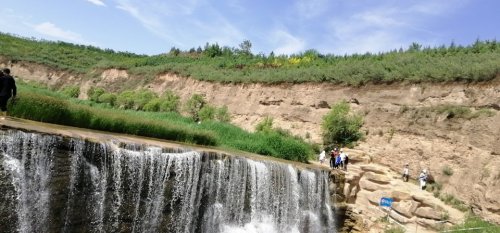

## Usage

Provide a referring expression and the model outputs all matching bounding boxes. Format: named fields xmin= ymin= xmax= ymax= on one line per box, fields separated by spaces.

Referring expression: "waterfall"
xmin=0 ymin=130 xmax=335 ymax=233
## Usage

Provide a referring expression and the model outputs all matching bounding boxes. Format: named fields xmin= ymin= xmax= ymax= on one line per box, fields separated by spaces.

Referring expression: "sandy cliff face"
xmin=3 ymin=61 xmax=500 ymax=223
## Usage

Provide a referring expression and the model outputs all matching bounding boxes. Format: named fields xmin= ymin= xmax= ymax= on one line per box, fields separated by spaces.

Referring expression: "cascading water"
xmin=0 ymin=129 xmax=335 ymax=233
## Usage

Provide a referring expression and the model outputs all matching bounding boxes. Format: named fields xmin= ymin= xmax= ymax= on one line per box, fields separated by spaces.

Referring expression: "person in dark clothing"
xmin=0 ymin=68 xmax=17 ymax=118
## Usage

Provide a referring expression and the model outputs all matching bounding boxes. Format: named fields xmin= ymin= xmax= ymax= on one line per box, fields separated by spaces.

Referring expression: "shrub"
xmin=98 ymin=93 xmax=117 ymax=106
xmin=115 ymin=90 xmax=135 ymax=109
xmin=185 ymin=94 xmax=206 ymax=121
xmin=88 ymin=87 xmax=105 ymax=102
xmin=442 ymin=166 xmax=454 ymax=176
xmin=321 ymin=101 xmax=364 ymax=146
xmin=159 ymin=90 xmax=180 ymax=112
xmin=133 ymin=89 xmax=157 ymax=110
xmin=61 ymin=85 xmax=80 ymax=98
xmin=199 ymin=105 xmax=216 ymax=121
xmin=255 ymin=116 xmax=274 ymax=132
xmin=216 ymin=105 xmax=231 ymax=122
xmin=143 ymin=98 xmax=161 ymax=112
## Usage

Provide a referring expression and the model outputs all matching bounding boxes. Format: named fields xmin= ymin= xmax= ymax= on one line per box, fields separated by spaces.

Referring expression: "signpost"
xmin=380 ymin=197 xmax=393 ymax=208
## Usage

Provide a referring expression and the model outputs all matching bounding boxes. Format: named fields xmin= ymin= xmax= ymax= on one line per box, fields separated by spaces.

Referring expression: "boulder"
xmin=414 ymin=207 xmax=442 ymax=220
xmin=391 ymin=190 xmax=412 ymax=201
xmin=416 ymin=218 xmax=445 ymax=229
xmin=359 ymin=177 xmax=389 ymax=192
xmin=412 ymin=194 xmax=437 ymax=207
xmin=389 ymin=209 xmax=413 ymax=224
xmin=364 ymin=172 xmax=391 ymax=184
xmin=392 ymin=200 xmax=419 ymax=218
xmin=349 ymin=186 xmax=358 ymax=201
xmin=367 ymin=190 xmax=391 ymax=206
xmin=360 ymin=165 xmax=386 ymax=174
xmin=344 ymin=183 xmax=351 ymax=197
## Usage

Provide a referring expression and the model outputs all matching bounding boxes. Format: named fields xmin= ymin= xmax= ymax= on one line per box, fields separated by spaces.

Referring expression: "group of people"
xmin=319 ymin=147 xmax=349 ymax=171
xmin=0 ymin=68 xmax=16 ymax=119
xmin=402 ymin=163 xmax=429 ymax=190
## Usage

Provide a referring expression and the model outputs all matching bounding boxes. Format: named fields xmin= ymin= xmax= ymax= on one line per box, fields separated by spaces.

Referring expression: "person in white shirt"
xmin=402 ymin=164 xmax=409 ymax=182
xmin=419 ymin=169 xmax=428 ymax=190
xmin=339 ymin=149 xmax=346 ymax=169
xmin=319 ymin=150 xmax=326 ymax=164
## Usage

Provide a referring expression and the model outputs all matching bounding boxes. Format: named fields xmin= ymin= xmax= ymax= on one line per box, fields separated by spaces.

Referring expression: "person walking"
xmin=419 ymin=169 xmax=427 ymax=190
xmin=0 ymin=68 xmax=17 ymax=119
xmin=319 ymin=150 xmax=326 ymax=164
xmin=402 ymin=164 xmax=409 ymax=182
xmin=329 ymin=150 xmax=335 ymax=169
xmin=339 ymin=149 xmax=346 ymax=169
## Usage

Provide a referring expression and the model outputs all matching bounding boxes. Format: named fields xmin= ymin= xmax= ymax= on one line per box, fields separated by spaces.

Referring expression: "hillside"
xmin=1 ymin=33 xmax=500 ymax=225
xmin=1 ymin=32 xmax=499 ymax=85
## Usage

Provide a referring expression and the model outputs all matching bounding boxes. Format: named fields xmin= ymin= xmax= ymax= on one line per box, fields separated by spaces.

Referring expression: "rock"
xmin=344 ymin=183 xmax=351 ymax=197
xmin=349 ymin=186 xmax=358 ymax=202
xmin=411 ymin=194 xmax=437 ymax=207
xmin=391 ymin=190 xmax=412 ymax=201
xmin=360 ymin=165 xmax=386 ymax=174
xmin=367 ymin=190 xmax=391 ymax=206
xmin=389 ymin=209 xmax=412 ymax=223
xmin=316 ymin=100 xmax=330 ymax=109
xmin=364 ymin=172 xmax=391 ymax=184
xmin=359 ymin=177 xmax=389 ymax=192
xmin=392 ymin=200 xmax=419 ymax=218
xmin=416 ymin=218 xmax=444 ymax=229
xmin=414 ymin=207 xmax=442 ymax=220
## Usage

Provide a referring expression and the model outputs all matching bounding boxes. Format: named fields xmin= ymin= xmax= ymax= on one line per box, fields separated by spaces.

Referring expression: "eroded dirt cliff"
xmin=3 ymin=60 xmax=500 ymax=224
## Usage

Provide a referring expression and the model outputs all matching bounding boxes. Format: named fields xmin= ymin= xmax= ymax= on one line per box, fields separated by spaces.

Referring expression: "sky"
xmin=1 ymin=0 xmax=499 ymax=56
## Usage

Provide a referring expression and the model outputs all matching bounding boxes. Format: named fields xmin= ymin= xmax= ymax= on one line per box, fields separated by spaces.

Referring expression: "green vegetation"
xmin=439 ymin=193 xmax=469 ymax=212
xmin=434 ymin=105 xmax=495 ymax=119
xmin=447 ymin=215 xmax=500 ymax=233
xmin=1 ymin=33 xmax=499 ymax=85
xmin=321 ymin=101 xmax=364 ymax=147
xmin=443 ymin=166 xmax=454 ymax=176
xmin=384 ymin=226 xmax=405 ymax=233
xmin=9 ymin=82 xmax=313 ymax=162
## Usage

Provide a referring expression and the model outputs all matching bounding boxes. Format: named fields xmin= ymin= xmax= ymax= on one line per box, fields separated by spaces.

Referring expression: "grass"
xmin=7 ymin=83 xmax=314 ymax=162
xmin=434 ymin=105 xmax=496 ymax=120
xmin=385 ymin=226 xmax=405 ymax=233
xmin=1 ymin=33 xmax=499 ymax=87
xmin=447 ymin=215 xmax=500 ymax=233
xmin=439 ymin=193 xmax=469 ymax=212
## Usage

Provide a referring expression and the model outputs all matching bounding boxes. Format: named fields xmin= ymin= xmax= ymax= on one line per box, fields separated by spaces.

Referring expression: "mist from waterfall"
xmin=0 ymin=130 xmax=335 ymax=233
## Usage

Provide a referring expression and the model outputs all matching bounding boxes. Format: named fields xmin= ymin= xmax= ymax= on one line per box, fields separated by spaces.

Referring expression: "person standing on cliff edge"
xmin=0 ymin=68 xmax=17 ymax=119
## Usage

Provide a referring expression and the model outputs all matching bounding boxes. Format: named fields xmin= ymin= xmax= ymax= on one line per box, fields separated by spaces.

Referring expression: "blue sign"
xmin=380 ymin=197 xmax=394 ymax=207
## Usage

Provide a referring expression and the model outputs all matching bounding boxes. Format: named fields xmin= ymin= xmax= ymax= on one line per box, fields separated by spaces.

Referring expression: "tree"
xmin=321 ymin=101 xmax=363 ymax=147
xmin=238 ymin=40 xmax=252 ymax=56
xmin=169 ymin=47 xmax=181 ymax=56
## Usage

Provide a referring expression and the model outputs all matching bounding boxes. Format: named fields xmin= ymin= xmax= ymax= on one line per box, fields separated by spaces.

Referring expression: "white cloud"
xmin=271 ymin=30 xmax=306 ymax=55
xmin=320 ymin=0 xmax=465 ymax=55
xmin=86 ymin=0 xmax=106 ymax=7
xmin=33 ymin=22 xmax=88 ymax=43
xmin=295 ymin=0 xmax=328 ymax=19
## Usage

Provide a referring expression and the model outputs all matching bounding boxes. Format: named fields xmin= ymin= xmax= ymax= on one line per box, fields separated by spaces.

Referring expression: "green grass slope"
xmin=1 ymin=32 xmax=499 ymax=85
xmin=8 ymin=83 xmax=314 ymax=162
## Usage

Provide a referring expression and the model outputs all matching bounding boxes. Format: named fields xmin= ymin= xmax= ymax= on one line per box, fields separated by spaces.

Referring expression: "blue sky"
xmin=1 ymin=0 xmax=499 ymax=55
